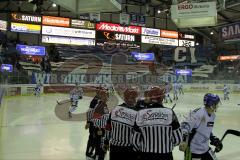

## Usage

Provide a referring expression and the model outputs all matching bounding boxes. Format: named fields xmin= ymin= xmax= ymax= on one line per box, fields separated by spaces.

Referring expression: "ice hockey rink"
xmin=0 ymin=92 xmax=240 ymax=160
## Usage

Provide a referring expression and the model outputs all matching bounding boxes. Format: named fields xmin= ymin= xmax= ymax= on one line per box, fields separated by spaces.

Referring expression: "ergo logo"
xmin=178 ymin=4 xmax=193 ymax=10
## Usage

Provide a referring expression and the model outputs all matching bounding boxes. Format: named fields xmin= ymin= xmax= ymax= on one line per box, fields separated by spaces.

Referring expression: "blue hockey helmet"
xmin=203 ymin=93 xmax=220 ymax=108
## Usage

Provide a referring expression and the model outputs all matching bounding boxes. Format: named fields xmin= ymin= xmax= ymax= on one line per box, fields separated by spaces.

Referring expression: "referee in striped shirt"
xmin=85 ymin=86 xmax=106 ymax=158
xmin=133 ymin=86 xmax=182 ymax=160
xmin=104 ymin=87 xmax=139 ymax=160
xmin=85 ymin=93 xmax=100 ymax=158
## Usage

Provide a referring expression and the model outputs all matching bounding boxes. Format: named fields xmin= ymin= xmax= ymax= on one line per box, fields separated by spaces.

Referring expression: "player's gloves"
xmin=179 ymin=142 xmax=188 ymax=152
xmin=97 ymin=129 xmax=103 ymax=136
xmin=210 ymin=136 xmax=223 ymax=153
xmin=102 ymin=144 xmax=109 ymax=152
xmin=179 ymin=132 xmax=189 ymax=152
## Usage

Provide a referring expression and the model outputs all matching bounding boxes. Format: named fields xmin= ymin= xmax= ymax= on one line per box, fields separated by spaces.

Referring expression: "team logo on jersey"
xmin=142 ymin=110 xmax=168 ymax=121
xmin=114 ymin=108 xmax=136 ymax=123
xmin=207 ymin=122 xmax=214 ymax=127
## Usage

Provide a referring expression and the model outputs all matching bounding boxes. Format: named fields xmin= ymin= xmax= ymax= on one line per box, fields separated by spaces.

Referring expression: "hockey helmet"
xmin=147 ymin=86 xmax=166 ymax=103
xmin=203 ymin=93 xmax=220 ymax=111
xmin=123 ymin=87 xmax=139 ymax=106
xmin=98 ymin=89 xmax=109 ymax=102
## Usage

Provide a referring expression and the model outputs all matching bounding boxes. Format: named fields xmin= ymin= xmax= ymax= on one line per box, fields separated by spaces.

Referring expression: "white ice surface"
xmin=0 ymin=92 xmax=240 ymax=160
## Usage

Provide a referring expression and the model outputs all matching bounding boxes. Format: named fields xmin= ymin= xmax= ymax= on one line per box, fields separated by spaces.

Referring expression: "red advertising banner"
xmin=6 ymin=87 xmax=21 ymax=96
xmin=44 ymin=85 xmax=95 ymax=93
xmin=96 ymin=22 xmax=141 ymax=35
xmin=160 ymin=30 xmax=179 ymax=39
xmin=179 ymin=33 xmax=195 ymax=39
xmin=44 ymin=86 xmax=74 ymax=93
xmin=42 ymin=16 xmax=70 ymax=27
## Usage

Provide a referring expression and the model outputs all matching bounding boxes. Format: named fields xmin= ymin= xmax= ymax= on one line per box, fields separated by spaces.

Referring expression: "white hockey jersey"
xmin=181 ymin=107 xmax=216 ymax=154
xmin=223 ymin=86 xmax=229 ymax=94
xmin=70 ymin=89 xmax=79 ymax=102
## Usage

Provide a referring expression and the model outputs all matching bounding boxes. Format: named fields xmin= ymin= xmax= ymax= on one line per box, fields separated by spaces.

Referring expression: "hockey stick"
xmin=57 ymin=99 xmax=71 ymax=105
xmin=220 ymin=129 xmax=240 ymax=142
xmin=214 ymin=129 xmax=240 ymax=153
xmin=172 ymin=103 xmax=176 ymax=110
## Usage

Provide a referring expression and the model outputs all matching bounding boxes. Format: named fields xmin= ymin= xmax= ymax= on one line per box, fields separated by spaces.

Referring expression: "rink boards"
xmin=1 ymin=83 xmax=240 ymax=97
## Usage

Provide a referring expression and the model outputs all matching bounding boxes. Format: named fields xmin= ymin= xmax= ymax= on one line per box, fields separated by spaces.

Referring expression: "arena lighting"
xmin=28 ymin=0 xmax=43 ymax=5
xmin=210 ymin=31 xmax=214 ymax=35
xmin=218 ymin=55 xmax=240 ymax=61
xmin=157 ymin=10 xmax=161 ymax=14
xmin=145 ymin=2 xmax=150 ymax=15
xmin=175 ymin=69 xmax=192 ymax=76
xmin=52 ymin=3 xmax=57 ymax=7
xmin=1 ymin=64 xmax=13 ymax=72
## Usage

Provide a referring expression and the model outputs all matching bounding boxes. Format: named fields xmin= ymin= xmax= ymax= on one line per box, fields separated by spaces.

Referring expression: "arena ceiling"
xmin=0 ymin=0 xmax=240 ymax=43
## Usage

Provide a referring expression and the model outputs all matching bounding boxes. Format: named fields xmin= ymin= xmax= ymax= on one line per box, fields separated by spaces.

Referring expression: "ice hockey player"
xmin=135 ymin=89 xmax=150 ymax=110
xmin=77 ymin=85 xmax=83 ymax=99
xmin=133 ymin=86 xmax=182 ymax=160
xmin=178 ymin=82 xmax=184 ymax=95
xmin=179 ymin=93 xmax=223 ymax=160
xmin=91 ymin=89 xmax=109 ymax=160
xmin=68 ymin=84 xmax=82 ymax=118
xmin=0 ymin=86 xmax=4 ymax=106
xmin=223 ymin=84 xmax=229 ymax=100
xmin=34 ymin=80 xmax=42 ymax=97
xmin=173 ymin=82 xmax=178 ymax=101
xmin=85 ymin=87 xmax=102 ymax=159
xmin=103 ymin=87 xmax=139 ymax=160
xmin=164 ymin=82 xmax=173 ymax=103
xmin=108 ymin=85 xmax=115 ymax=96
xmin=85 ymin=87 xmax=109 ymax=160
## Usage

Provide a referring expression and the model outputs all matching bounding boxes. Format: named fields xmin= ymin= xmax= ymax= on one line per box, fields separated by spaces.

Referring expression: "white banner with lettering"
xmin=141 ymin=27 xmax=160 ymax=36
xmin=42 ymin=35 xmax=95 ymax=46
xmin=141 ymin=35 xmax=178 ymax=46
xmin=171 ymin=2 xmax=217 ymax=28
xmin=171 ymin=2 xmax=217 ymax=19
xmin=179 ymin=40 xmax=195 ymax=47
xmin=42 ymin=26 xmax=95 ymax=39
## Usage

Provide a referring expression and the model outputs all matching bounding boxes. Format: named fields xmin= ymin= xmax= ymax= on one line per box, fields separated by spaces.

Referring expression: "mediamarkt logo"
xmin=97 ymin=22 xmax=141 ymax=34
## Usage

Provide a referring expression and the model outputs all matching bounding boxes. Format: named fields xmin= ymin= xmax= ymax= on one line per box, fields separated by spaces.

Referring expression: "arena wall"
xmin=1 ymin=83 xmax=240 ymax=97
xmin=2 ymin=84 xmax=99 ymax=97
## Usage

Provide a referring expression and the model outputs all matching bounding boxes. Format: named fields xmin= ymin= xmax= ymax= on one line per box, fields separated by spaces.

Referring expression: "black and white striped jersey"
xmin=107 ymin=103 xmax=138 ymax=147
xmin=92 ymin=114 xmax=110 ymax=128
xmin=86 ymin=96 xmax=100 ymax=122
xmin=86 ymin=108 xmax=95 ymax=122
xmin=133 ymin=103 xmax=182 ymax=154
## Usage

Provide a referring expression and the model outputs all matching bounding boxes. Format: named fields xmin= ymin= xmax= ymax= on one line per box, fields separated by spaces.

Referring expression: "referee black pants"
xmin=85 ymin=124 xmax=95 ymax=157
xmin=110 ymin=145 xmax=134 ymax=160
xmin=140 ymin=152 xmax=173 ymax=160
